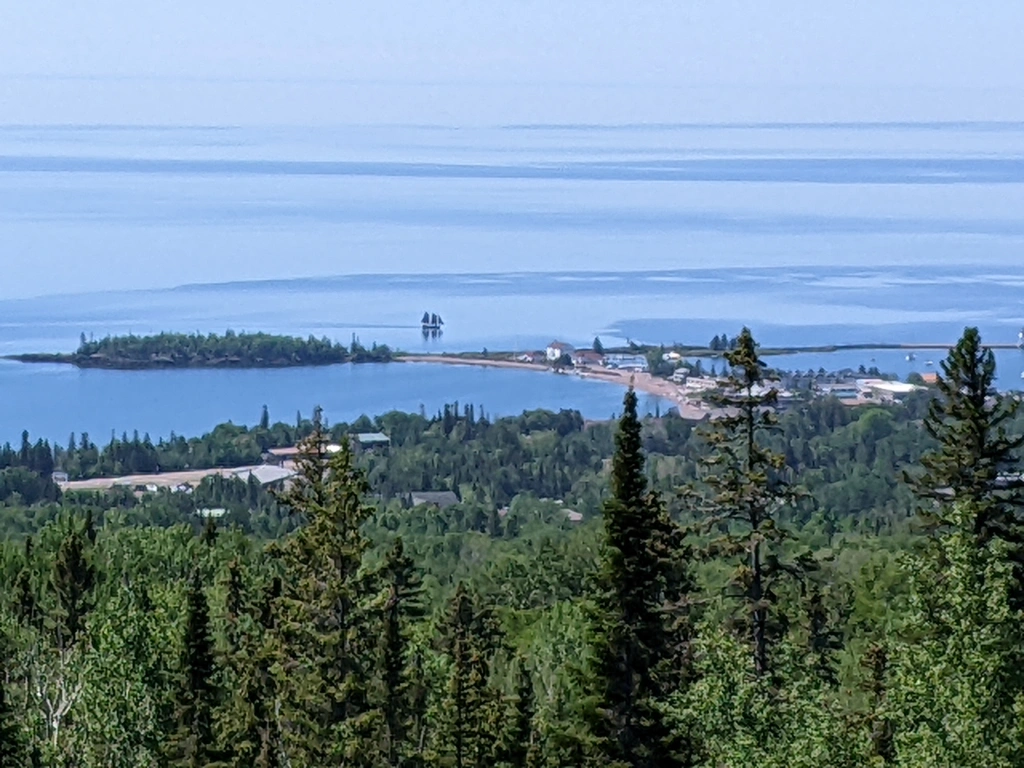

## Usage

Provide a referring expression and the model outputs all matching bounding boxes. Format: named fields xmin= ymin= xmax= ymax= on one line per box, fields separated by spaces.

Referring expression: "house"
xmin=603 ymin=353 xmax=649 ymax=372
xmin=684 ymin=376 xmax=719 ymax=392
xmin=409 ymin=490 xmax=460 ymax=509
xmin=352 ymin=432 xmax=390 ymax=453
xmin=546 ymin=341 xmax=575 ymax=362
xmin=51 ymin=471 xmax=69 ymax=484
xmin=920 ymin=372 xmax=939 ymax=385
xmin=264 ymin=444 xmax=342 ymax=465
xmin=232 ymin=465 xmax=297 ymax=487
xmin=197 ymin=508 xmax=228 ymax=518
xmin=517 ymin=351 xmax=543 ymax=364
xmin=670 ymin=367 xmax=690 ymax=383
xmin=572 ymin=350 xmax=605 ymax=368
xmin=819 ymin=382 xmax=859 ymax=400
xmin=857 ymin=379 xmax=923 ymax=403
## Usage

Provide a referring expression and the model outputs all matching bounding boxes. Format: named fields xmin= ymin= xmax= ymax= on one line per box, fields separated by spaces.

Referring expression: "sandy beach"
xmin=397 ymin=355 xmax=685 ymax=405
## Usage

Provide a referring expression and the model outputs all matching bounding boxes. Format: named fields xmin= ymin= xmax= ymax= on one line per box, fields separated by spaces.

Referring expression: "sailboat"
xmin=421 ymin=312 xmax=444 ymax=331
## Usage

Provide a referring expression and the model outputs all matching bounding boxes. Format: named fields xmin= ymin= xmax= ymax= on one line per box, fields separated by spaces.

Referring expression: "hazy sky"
xmin=3 ymin=1 xmax=1024 ymax=125
xmin=3 ymin=2 xmax=1024 ymax=300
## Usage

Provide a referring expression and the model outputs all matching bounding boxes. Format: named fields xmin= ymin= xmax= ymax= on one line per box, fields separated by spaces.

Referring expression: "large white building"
xmin=546 ymin=341 xmax=575 ymax=361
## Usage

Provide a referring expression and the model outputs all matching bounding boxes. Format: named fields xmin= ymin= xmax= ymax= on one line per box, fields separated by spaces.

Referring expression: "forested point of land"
xmin=1 ymin=326 xmax=1023 ymax=767
xmin=6 ymin=330 xmax=392 ymax=369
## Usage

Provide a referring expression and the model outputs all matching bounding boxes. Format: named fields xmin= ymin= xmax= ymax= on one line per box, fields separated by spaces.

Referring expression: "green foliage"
xmin=672 ymin=625 xmax=870 ymax=768
xmin=166 ymin=570 xmax=219 ymax=767
xmin=589 ymin=388 xmax=694 ymax=768
xmin=0 ymin=634 xmax=25 ymax=768
xmin=912 ymin=326 xmax=1024 ymax=546
xmin=272 ymin=412 xmax=378 ymax=764
xmin=0 ymin=328 xmax=1023 ymax=764
xmin=887 ymin=503 xmax=1024 ymax=767
xmin=691 ymin=327 xmax=812 ymax=677
xmin=66 ymin=330 xmax=391 ymax=368
xmin=435 ymin=582 xmax=504 ymax=768
xmin=375 ymin=537 xmax=427 ymax=768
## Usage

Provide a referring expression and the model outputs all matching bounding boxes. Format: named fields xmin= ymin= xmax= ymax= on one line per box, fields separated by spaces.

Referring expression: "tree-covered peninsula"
xmin=7 ymin=330 xmax=392 ymax=369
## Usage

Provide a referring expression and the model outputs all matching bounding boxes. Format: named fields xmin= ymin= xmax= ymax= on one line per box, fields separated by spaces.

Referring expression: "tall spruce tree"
xmin=911 ymin=326 xmax=1024 ymax=544
xmin=438 ymin=583 xmax=503 ymax=768
xmin=691 ymin=327 xmax=808 ymax=677
xmin=218 ymin=564 xmax=285 ymax=768
xmin=590 ymin=387 xmax=694 ymax=768
xmin=51 ymin=522 xmax=95 ymax=651
xmin=168 ymin=569 xmax=220 ymax=768
xmin=497 ymin=655 xmax=538 ymax=768
xmin=377 ymin=537 xmax=426 ymax=768
xmin=273 ymin=408 xmax=377 ymax=764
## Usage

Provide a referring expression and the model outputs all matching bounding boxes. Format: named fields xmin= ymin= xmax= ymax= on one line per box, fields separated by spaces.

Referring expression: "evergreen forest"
xmin=1 ymin=326 xmax=1023 ymax=766
xmin=8 ymin=331 xmax=392 ymax=370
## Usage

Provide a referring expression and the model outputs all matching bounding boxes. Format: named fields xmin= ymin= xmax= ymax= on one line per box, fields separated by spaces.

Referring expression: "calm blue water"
xmin=2 ymin=122 xmax=1024 ymax=443
xmin=0 ymin=359 xmax=668 ymax=445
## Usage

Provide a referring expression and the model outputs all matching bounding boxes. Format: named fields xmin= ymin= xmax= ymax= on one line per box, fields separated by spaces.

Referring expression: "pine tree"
xmin=273 ymin=408 xmax=377 ymax=764
xmin=218 ymin=566 xmax=285 ymax=768
xmin=859 ymin=644 xmax=894 ymax=765
xmin=168 ymin=570 xmax=220 ymax=767
xmin=691 ymin=327 xmax=809 ymax=677
xmin=201 ymin=514 xmax=219 ymax=547
xmin=802 ymin=585 xmax=847 ymax=687
xmin=377 ymin=538 xmax=426 ymax=768
xmin=497 ymin=656 xmax=538 ymax=768
xmin=590 ymin=387 xmax=694 ymax=768
xmin=14 ymin=537 xmax=38 ymax=629
xmin=51 ymin=523 xmax=95 ymax=651
xmin=438 ymin=583 xmax=503 ymax=768
xmin=911 ymin=326 xmax=1024 ymax=545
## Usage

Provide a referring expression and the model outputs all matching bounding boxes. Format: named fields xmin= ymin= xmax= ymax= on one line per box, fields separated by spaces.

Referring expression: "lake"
xmin=2 ymin=122 xmax=1024 ymax=442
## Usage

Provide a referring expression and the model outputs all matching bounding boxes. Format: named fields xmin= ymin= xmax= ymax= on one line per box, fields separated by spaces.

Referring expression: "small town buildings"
xmin=264 ymin=444 xmax=342 ymax=465
xmin=409 ymin=490 xmax=460 ymax=509
xmin=546 ymin=341 xmax=575 ymax=361
xmin=572 ymin=350 xmax=605 ymax=368
xmin=858 ymin=379 xmax=922 ymax=403
xmin=352 ymin=432 xmax=391 ymax=453
xmin=819 ymin=383 xmax=860 ymax=400
xmin=603 ymin=353 xmax=649 ymax=372
xmin=232 ymin=465 xmax=297 ymax=487
xmin=517 ymin=351 xmax=543 ymax=364
xmin=684 ymin=376 xmax=720 ymax=392
xmin=197 ymin=508 xmax=228 ymax=518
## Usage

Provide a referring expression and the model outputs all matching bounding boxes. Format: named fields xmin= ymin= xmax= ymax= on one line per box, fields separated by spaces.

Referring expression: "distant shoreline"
xmin=7 ymin=340 xmax=1020 ymax=372
xmin=397 ymin=355 xmax=685 ymax=403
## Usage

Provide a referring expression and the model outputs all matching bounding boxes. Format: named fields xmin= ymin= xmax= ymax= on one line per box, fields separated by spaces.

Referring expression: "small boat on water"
xmin=925 ymin=360 xmax=934 ymax=366
xmin=421 ymin=311 xmax=444 ymax=338
xmin=906 ymin=353 xmax=916 ymax=362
